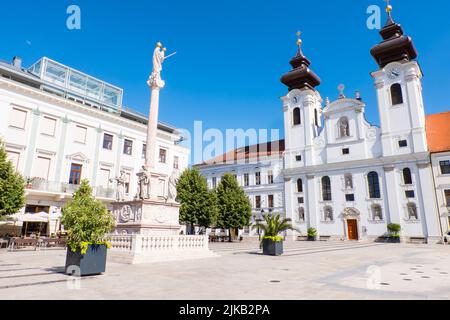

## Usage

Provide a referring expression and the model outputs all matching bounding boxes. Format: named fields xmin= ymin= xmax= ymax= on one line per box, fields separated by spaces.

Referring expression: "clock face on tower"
xmin=387 ymin=67 xmax=401 ymax=80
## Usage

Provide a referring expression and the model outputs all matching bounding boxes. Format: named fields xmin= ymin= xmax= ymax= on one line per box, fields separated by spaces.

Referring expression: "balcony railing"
xmin=25 ymin=179 xmax=115 ymax=199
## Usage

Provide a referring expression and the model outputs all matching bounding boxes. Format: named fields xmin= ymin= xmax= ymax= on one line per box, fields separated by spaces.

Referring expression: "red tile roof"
xmin=426 ymin=111 xmax=450 ymax=153
xmin=200 ymin=140 xmax=285 ymax=166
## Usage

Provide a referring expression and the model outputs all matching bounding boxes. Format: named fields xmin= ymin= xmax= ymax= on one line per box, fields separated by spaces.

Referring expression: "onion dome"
xmin=370 ymin=2 xmax=418 ymax=68
xmin=281 ymin=32 xmax=321 ymax=91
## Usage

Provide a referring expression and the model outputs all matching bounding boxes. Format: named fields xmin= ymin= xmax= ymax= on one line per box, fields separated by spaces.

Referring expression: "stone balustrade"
xmin=108 ymin=234 xmax=213 ymax=264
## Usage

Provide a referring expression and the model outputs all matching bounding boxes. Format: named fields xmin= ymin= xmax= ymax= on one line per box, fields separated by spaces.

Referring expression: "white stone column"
xmin=145 ymin=85 xmax=162 ymax=170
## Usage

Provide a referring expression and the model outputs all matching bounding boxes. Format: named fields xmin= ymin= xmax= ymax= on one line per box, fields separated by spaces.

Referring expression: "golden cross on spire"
xmin=296 ymin=31 xmax=302 ymax=48
xmin=384 ymin=0 xmax=392 ymax=13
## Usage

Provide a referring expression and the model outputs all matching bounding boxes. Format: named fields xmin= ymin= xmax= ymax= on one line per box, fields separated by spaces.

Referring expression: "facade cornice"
xmin=284 ymin=152 xmax=430 ymax=177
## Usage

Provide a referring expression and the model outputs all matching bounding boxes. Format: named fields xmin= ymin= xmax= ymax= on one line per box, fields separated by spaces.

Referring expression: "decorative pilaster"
xmin=54 ymin=115 xmax=71 ymax=182
xmin=24 ymin=108 xmax=42 ymax=177
xmin=91 ymin=126 xmax=103 ymax=186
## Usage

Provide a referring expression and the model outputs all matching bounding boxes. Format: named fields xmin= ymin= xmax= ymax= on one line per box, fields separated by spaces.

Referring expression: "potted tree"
xmin=387 ymin=223 xmax=401 ymax=243
xmin=61 ymin=180 xmax=115 ymax=276
xmin=252 ymin=213 xmax=299 ymax=256
xmin=307 ymin=228 xmax=318 ymax=241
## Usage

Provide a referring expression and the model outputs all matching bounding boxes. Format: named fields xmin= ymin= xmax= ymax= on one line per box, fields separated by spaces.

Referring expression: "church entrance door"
xmin=347 ymin=219 xmax=358 ymax=240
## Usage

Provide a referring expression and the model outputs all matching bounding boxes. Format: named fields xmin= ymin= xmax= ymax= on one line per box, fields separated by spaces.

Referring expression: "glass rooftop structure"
xmin=28 ymin=57 xmax=123 ymax=113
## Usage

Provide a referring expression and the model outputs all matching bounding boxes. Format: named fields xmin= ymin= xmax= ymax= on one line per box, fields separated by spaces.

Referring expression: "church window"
xmin=342 ymin=148 xmax=350 ymax=155
xmin=338 ymin=117 xmax=350 ymax=138
xmin=345 ymin=194 xmax=355 ymax=202
xmin=314 ymin=109 xmax=319 ymax=126
xmin=321 ymin=176 xmax=332 ymax=201
xmin=297 ymin=179 xmax=303 ymax=193
xmin=403 ymin=168 xmax=413 ymax=185
xmin=293 ymin=108 xmax=301 ymax=125
xmin=405 ymin=190 xmax=415 ymax=198
xmin=391 ymin=83 xmax=403 ymax=105
xmin=398 ymin=140 xmax=408 ymax=148
xmin=295 ymin=155 xmax=302 ymax=162
xmin=367 ymin=171 xmax=381 ymax=199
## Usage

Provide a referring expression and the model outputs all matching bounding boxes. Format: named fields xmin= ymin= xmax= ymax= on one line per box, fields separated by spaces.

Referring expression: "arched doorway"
xmin=342 ymin=208 xmax=361 ymax=241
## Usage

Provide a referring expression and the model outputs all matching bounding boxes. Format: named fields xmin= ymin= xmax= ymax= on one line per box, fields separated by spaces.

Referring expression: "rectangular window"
xmin=74 ymin=125 xmax=87 ymax=144
xmin=342 ymin=148 xmax=350 ymax=155
xmin=399 ymin=140 xmax=408 ymax=148
xmin=298 ymin=197 xmax=304 ymax=204
xmin=268 ymin=195 xmax=274 ymax=208
xmin=142 ymin=144 xmax=147 ymax=159
xmin=445 ymin=190 xmax=450 ymax=206
xmin=123 ymin=139 xmax=133 ymax=155
xmin=244 ymin=173 xmax=249 ymax=187
xmin=159 ymin=149 xmax=167 ymax=163
xmin=6 ymin=151 xmax=20 ymax=170
xmin=255 ymin=196 xmax=261 ymax=209
xmin=98 ymin=168 xmax=111 ymax=188
xmin=103 ymin=133 xmax=113 ymax=150
xmin=345 ymin=194 xmax=355 ymax=202
xmin=173 ymin=156 xmax=179 ymax=169
xmin=41 ymin=116 xmax=57 ymax=136
xmin=295 ymin=155 xmax=302 ymax=162
xmin=267 ymin=171 xmax=274 ymax=184
xmin=405 ymin=190 xmax=415 ymax=198
xmin=255 ymin=172 xmax=261 ymax=185
xmin=33 ymin=156 xmax=51 ymax=180
xmin=9 ymin=107 xmax=27 ymax=129
xmin=440 ymin=161 xmax=450 ymax=174
xmin=212 ymin=177 xmax=217 ymax=189
xmin=69 ymin=163 xmax=82 ymax=185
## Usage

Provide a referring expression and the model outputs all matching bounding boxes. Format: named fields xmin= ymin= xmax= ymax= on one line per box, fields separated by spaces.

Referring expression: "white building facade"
xmin=280 ymin=8 xmax=442 ymax=243
xmin=0 ymin=56 xmax=189 ymax=237
xmin=196 ymin=142 xmax=285 ymax=237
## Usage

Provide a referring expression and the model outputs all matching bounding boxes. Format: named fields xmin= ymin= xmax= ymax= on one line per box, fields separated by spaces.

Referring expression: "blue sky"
xmin=1 ymin=0 xmax=450 ymax=157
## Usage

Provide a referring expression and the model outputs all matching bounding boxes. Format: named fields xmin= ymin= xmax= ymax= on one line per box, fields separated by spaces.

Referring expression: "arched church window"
xmin=339 ymin=117 xmax=350 ymax=138
xmin=344 ymin=173 xmax=353 ymax=189
xmin=297 ymin=179 xmax=303 ymax=193
xmin=403 ymin=168 xmax=413 ymax=185
xmin=293 ymin=108 xmax=301 ymax=125
xmin=367 ymin=171 xmax=381 ymax=199
xmin=298 ymin=207 xmax=305 ymax=222
xmin=372 ymin=204 xmax=383 ymax=221
xmin=391 ymin=83 xmax=403 ymax=105
xmin=407 ymin=203 xmax=418 ymax=220
xmin=322 ymin=176 xmax=332 ymax=201
xmin=324 ymin=206 xmax=333 ymax=221
xmin=314 ymin=109 xmax=319 ymax=126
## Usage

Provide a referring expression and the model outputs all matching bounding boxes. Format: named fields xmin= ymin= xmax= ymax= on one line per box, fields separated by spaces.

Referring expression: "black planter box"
xmin=307 ymin=236 xmax=317 ymax=241
xmin=388 ymin=237 xmax=401 ymax=243
xmin=65 ymin=244 xmax=107 ymax=276
xmin=262 ymin=239 xmax=283 ymax=256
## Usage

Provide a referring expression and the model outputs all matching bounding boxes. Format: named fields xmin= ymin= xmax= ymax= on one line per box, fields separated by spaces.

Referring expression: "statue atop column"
xmin=147 ymin=42 xmax=167 ymax=89
xmin=136 ymin=166 xmax=151 ymax=200
xmin=111 ymin=170 xmax=127 ymax=202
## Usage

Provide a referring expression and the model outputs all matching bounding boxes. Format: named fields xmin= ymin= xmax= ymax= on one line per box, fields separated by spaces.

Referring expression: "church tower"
xmin=281 ymin=33 xmax=322 ymax=168
xmin=370 ymin=3 xmax=427 ymax=157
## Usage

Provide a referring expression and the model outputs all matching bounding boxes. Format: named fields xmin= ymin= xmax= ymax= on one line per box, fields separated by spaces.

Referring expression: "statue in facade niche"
xmin=339 ymin=118 xmax=350 ymax=138
xmin=136 ymin=166 xmax=151 ymax=200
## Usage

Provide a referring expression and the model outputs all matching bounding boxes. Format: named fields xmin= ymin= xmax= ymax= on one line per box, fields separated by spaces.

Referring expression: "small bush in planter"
xmin=252 ymin=213 xmax=299 ymax=256
xmin=387 ymin=223 xmax=401 ymax=243
xmin=307 ymin=228 xmax=318 ymax=241
xmin=61 ymin=180 xmax=115 ymax=276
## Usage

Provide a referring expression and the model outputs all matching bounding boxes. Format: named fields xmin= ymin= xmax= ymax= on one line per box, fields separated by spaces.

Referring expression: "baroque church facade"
xmin=281 ymin=6 xmax=442 ymax=243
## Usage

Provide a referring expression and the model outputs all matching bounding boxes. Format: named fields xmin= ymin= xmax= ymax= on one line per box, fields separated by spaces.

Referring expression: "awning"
xmin=18 ymin=212 xmax=49 ymax=223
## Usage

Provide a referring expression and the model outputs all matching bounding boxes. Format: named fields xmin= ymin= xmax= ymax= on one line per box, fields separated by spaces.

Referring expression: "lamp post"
xmin=257 ymin=209 xmax=265 ymax=241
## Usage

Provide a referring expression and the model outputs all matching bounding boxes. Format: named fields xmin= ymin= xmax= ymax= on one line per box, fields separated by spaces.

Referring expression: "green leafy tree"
xmin=253 ymin=213 xmax=299 ymax=242
xmin=0 ymin=140 xmax=25 ymax=218
xmin=61 ymin=180 xmax=115 ymax=253
xmin=216 ymin=173 xmax=252 ymax=241
xmin=176 ymin=168 xmax=218 ymax=234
